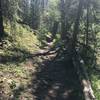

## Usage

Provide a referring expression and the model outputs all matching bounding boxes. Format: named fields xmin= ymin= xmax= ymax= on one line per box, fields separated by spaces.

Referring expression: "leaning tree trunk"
xmin=0 ymin=0 xmax=4 ymax=41
xmin=73 ymin=53 xmax=96 ymax=100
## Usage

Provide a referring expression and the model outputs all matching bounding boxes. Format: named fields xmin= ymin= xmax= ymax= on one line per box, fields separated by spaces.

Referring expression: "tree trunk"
xmin=51 ymin=21 xmax=59 ymax=40
xmin=60 ymin=0 xmax=66 ymax=40
xmin=86 ymin=0 xmax=90 ymax=45
xmin=0 ymin=0 xmax=4 ymax=41
xmin=72 ymin=0 xmax=84 ymax=49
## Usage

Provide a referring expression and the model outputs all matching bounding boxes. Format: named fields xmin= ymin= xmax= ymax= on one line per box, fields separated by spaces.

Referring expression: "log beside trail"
xmin=73 ymin=52 xmax=96 ymax=100
xmin=30 ymin=41 xmax=96 ymax=100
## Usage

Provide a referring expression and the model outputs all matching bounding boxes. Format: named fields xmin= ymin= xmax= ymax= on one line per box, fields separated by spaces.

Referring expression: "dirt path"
xmin=0 ymin=48 xmax=84 ymax=100
xmin=31 ymin=59 xmax=84 ymax=100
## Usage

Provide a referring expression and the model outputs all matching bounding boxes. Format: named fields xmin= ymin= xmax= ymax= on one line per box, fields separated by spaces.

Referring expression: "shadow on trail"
xmin=31 ymin=58 xmax=84 ymax=100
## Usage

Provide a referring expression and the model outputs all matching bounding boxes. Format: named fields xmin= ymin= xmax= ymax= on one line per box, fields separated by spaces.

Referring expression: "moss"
xmin=0 ymin=21 xmax=41 ymax=99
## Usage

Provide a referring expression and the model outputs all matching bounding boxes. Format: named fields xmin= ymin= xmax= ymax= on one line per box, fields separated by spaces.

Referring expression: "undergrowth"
xmin=0 ymin=22 xmax=41 ymax=99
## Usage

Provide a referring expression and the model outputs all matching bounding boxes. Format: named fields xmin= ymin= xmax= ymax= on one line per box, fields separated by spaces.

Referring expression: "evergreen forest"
xmin=0 ymin=0 xmax=100 ymax=100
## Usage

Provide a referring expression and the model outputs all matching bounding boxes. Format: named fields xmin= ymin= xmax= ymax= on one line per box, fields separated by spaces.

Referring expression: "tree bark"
xmin=72 ymin=0 xmax=84 ymax=49
xmin=51 ymin=21 xmax=59 ymax=40
xmin=60 ymin=0 xmax=66 ymax=40
xmin=0 ymin=0 xmax=4 ymax=41
xmin=86 ymin=0 xmax=90 ymax=45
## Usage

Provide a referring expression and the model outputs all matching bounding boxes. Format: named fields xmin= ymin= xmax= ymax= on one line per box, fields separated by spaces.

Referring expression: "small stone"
xmin=7 ymin=79 xmax=12 ymax=84
xmin=10 ymin=94 xmax=14 ymax=99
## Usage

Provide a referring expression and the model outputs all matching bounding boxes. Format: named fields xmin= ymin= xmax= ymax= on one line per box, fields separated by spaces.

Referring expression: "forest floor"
xmin=0 ymin=49 xmax=84 ymax=100
xmin=0 ymin=27 xmax=84 ymax=100
xmin=0 ymin=24 xmax=100 ymax=100
xmin=30 ymin=58 xmax=84 ymax=100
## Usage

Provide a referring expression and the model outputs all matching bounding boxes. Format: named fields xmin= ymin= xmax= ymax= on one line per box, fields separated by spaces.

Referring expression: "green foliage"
xmin=0 ymin=0 xmax=100 ymax=99
xmin=87 ymin=68 xmax=100 ymax=100
xmin=2 ymin=0 xmax=18 ymax=21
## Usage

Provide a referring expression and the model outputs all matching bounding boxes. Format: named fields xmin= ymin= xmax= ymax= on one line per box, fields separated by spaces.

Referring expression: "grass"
xmin=88 ymin=68 xmax=100 ymax=100
xmin=91 ymin=73 xmax=100 ymax=99
xmin=86 ymin=32 xmax=100 ymax=100
xmin=0 ymin=21 xmax=100 ymax=99
xmin=0 ymin=22 xmax=41 ymax=99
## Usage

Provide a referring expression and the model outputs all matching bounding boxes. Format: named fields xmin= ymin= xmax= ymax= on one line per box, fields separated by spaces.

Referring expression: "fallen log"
xmin=32 ymin=47 xmax=60 ymax=57
xmin=72 ymin=52 xmax=96 ymax=100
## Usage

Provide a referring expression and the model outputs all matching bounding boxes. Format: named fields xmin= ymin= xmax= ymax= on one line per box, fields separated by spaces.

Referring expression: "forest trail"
xmin=31 ymin=57 xmax=84 ymax=100
xmin=0 ymin=47 xmax=84 ymax=100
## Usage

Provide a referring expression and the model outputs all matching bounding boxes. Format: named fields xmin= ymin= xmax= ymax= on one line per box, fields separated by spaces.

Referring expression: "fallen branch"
xmin=32 ymin=47 xmax=60 ymax=57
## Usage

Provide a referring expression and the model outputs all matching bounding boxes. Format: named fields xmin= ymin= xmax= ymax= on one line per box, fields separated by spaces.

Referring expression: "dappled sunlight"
xmin=0 ymin=57 xmax=37 ymax=100
xmin=0 ymin=0 xmax=99 ymax=99
xmin=31 ymin=59 xmax=84 ymax=100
